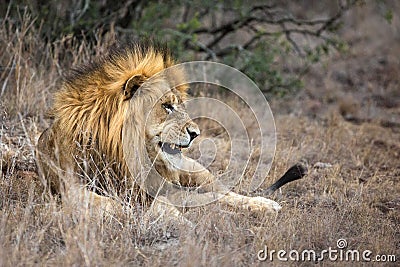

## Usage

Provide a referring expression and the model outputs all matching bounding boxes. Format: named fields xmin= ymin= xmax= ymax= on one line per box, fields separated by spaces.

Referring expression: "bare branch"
xmin=183 ymin=0 xmax=357 ymax=59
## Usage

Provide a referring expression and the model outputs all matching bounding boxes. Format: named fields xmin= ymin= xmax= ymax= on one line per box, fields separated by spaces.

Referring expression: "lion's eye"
xmin=162 ymin=103 xmax=174 ymax=114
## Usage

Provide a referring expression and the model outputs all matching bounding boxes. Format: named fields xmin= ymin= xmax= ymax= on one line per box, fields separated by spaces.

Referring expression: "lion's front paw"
xmin=244 ymin=196 xmax=282 ymax=213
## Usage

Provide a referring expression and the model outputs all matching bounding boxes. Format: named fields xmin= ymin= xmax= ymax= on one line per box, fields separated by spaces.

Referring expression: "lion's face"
xmin=143 ymin=82 xmax=200 ymax=170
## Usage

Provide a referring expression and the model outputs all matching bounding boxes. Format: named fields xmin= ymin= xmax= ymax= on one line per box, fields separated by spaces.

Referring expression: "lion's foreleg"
xmin=176 ymin=157 xmax=281 ymax=213
xmin=219 ymin=191 xmax=281 ymax=212
xmin=167 ymin=189 xmax=281 ymax=213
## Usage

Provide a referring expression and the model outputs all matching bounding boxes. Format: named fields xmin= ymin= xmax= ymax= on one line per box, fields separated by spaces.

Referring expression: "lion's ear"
xmin=123 ymin=74 xmax=146 ymax=100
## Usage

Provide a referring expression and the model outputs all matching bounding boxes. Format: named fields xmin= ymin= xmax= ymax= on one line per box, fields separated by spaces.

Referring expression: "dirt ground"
xmin=0 ymin=2 xmax=399 ymax=266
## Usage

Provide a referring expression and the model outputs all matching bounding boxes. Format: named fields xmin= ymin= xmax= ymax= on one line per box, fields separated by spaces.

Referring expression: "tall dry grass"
xmin=1 ymin=4 xmax=399 ymax=267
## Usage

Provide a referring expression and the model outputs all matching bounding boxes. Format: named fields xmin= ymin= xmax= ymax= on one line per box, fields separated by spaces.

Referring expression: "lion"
xmin=36 ymin=40 xmax=306 ymax=222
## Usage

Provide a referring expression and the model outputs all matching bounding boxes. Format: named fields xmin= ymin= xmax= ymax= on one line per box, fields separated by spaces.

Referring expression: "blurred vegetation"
xmin=0 ymin=0 xmax=367 ymax=96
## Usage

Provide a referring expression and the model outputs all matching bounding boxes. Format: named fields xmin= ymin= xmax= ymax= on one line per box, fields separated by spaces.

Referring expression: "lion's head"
xmin=122 ymin=72 xmax=200 ymax=184
xmin=145 ymin=88 xmax=200 ymax=163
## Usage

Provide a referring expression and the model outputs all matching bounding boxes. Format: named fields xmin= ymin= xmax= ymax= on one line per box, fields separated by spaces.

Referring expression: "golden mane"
xmin=51 ymin=41 xmax=187 ymax=177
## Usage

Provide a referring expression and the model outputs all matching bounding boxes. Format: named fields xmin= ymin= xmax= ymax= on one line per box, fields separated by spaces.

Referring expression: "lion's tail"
xmin=262 ymin=164 xmax=307 ymax=196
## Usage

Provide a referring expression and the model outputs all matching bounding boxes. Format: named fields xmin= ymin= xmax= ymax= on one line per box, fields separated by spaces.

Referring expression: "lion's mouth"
xmin=158 ymin=142 xmax=188 ymax=155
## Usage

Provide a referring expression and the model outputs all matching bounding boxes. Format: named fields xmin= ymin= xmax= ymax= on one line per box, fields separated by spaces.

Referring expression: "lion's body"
xmin=37 ymin=40 xmax=286 ymax=220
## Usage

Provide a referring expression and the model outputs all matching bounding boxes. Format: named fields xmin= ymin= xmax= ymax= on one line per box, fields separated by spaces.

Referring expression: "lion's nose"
xmin=187 ymin=127 xmax=199 ymax=142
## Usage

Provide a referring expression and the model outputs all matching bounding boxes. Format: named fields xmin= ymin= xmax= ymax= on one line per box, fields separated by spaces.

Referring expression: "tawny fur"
xmin=37 ymin=40 xmax=284 ymax=217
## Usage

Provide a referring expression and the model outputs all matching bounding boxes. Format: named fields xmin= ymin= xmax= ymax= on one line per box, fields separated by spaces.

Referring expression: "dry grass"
xmin=1 ymin=4 xmax=399 ymax=266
